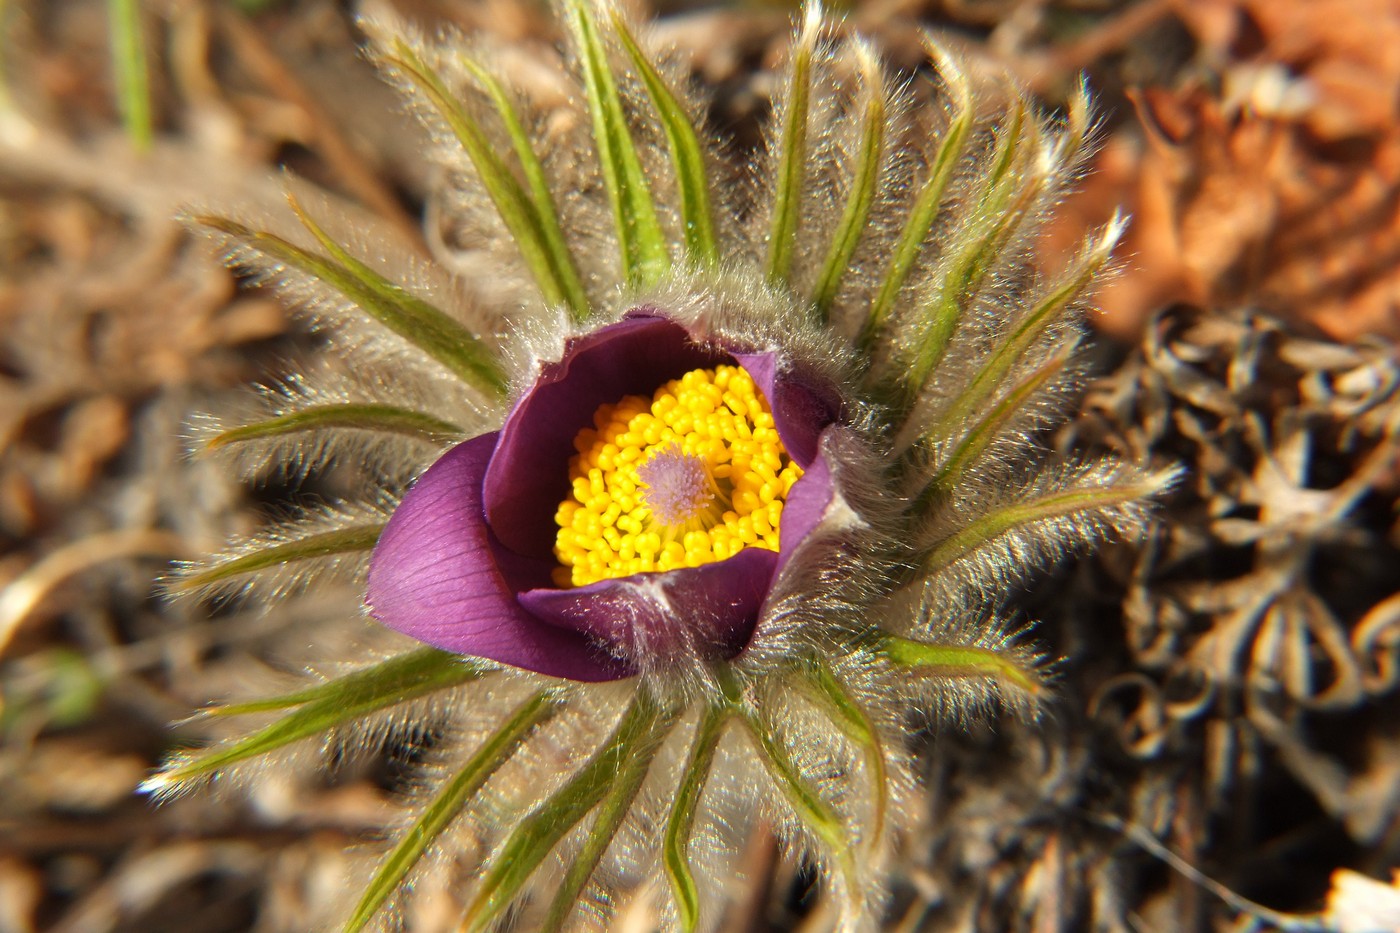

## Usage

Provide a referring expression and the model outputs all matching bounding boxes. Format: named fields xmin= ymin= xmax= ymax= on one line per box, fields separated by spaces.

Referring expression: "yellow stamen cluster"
xmin=553 ymin=365 xmax=804 ymax=587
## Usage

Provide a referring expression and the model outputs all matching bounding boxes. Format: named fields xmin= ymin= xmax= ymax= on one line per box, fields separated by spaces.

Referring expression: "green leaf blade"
xmin=610 ymin=9 xmax=718 ymax=268
xmin=284 ymin=194 xmax=510 ymax=397
xmin=205 ymin=404 xmax=463 ymax=451
xmin=345 ymin=692 xmax=559 ymax=933
xmin=109 ymin=0 xmax=152 ymax=151
xmin=565 ymin=0 xmax=669 ymax=287
xmin=811 ymin=44 xmax=885 ymax=320
xmin=663 ymin=706 xmax=728 ymax=933
xmin=462 ymin=690 xmax=670 ymax=931
xmin=171 ymin=523 xmax=384 ymax=594
xmin=146 ymin=649 xmax=485 ymax=790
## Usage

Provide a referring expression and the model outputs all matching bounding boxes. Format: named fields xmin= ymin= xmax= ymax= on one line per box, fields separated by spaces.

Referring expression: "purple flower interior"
xmin=483 ymin=315 xmax=725 ymax=561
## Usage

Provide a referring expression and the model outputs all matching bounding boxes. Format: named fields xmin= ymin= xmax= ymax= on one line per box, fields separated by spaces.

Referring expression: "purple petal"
xmin=777 ymin=427 xmax=837 ymax=567
xmin=731 ymin=352 xmax=840 ymax=469
xmin=367 ymin=434 xmax=634 ymax=682
xmin=484 ymin=317 xmax=724 ymax=559
xmin=518 ymin=547 xmax=777 ymax=661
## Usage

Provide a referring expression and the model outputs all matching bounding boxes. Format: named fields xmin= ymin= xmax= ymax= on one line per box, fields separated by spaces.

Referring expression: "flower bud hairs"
xmin=149 ymin=1 xmax=1176 ymax=929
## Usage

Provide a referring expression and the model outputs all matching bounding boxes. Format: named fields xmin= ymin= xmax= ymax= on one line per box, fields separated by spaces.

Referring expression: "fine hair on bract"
xmin=150 ymin=1 xmax=1178 ymax=931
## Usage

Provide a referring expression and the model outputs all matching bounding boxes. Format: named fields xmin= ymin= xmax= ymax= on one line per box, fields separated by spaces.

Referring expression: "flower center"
xmin=553 ymin=365 xmax=803 ymax=587
xmin=635 ymin=444 xmax=717 ymax=527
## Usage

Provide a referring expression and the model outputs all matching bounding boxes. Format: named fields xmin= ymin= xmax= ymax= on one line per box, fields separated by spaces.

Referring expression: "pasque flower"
xmin=367 ymin=313 xmax=840 ymax=680
xmin=151 ymin=1 xmax=1176 ymax=930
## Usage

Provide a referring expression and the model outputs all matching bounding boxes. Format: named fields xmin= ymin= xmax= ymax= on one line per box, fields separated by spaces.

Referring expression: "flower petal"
xmin=484 ymin=316 xmax=724 ymax=558
xmin=518 ymin=547 xmax=777 ymax=661
xmin=731 ymin=351 xmax=840 ymax=469
xmin=367 ymin=433 xmax=634 ymax=682
xmin=778 ymin=428 xmax=836 ymax=566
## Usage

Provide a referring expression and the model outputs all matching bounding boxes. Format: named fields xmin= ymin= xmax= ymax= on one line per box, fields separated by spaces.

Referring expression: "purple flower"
xmin=365 ymin=314 xmax=839 ymax=681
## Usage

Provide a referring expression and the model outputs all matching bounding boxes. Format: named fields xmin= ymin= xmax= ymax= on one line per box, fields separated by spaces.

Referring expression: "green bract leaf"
xmin=923 ymin=217 xmax=1122 ymax=445
xmin=196 ymin=211 xmax=508 ymax=397
xmin=454 ymin=54 xmax=592 ymax=320
xmin=170 ymin=524 xmax=383 ymax=594
xmin=204 ymin=403 xmax=463 ymax=451
xmin=799 ymin=662 xmax=888 ymax=850
xmin=740 ymin=711 xmax=858 ymax=893
xmin=896 ymin=100 xmax=1037 ymax=407
xmin=461 ymin=690 xmax=674 ymax=931
xmin=564 ymin=0 xmax=670 ymax=287
xmin=921 ymin=476 xmax=1164 ymax=576
xmin=858 ymin=40 xmax=971 ymax=353
xmin=541 ymin=695 xmax=678 ymax=929
xmin=880 ymin=634 xmax=1044 ymax=698
xmin=384 ymin=39 xmax=589 ymax=319
xmin=610 ymin=8 xmax=718 ymax=267
xmin=663 ymin=705 xmax=728 ymax=933
xmin=145 ymin=649 xmax=484 ymax=790
xmin=765 ymin=6 xmax=820 ymax=287
xmin=810 ymin=42 xmax=885 ymax=321
xmin=345 ymin=691 xmax=560 ymax=933
xmin=920 ymin=344 xmax=1076 ymax=502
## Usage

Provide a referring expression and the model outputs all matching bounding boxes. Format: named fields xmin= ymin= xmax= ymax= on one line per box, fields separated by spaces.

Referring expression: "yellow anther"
xmin=553 ymin=365 xmax=803 ymax=586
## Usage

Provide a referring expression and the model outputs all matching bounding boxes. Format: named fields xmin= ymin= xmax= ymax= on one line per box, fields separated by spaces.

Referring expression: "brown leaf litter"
xmin=1055 ymin=0 xmax=1400 ymax=342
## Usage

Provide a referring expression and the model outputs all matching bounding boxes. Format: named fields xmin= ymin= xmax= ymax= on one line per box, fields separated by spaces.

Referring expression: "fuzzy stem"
xmin=204 ymin=404 xmax=463 ymax=450
xmin=810 ymin=42 xmax=885 ymax=322
xmin=344 ymin=691 xmax=560 ymax=933
xmin=460 ymin=689 xmax=673 ymax=932
xmin=663 ymin=704 xmax=729 ymax=933
xmin=765 ymin=5 xmax=819 ymax=287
